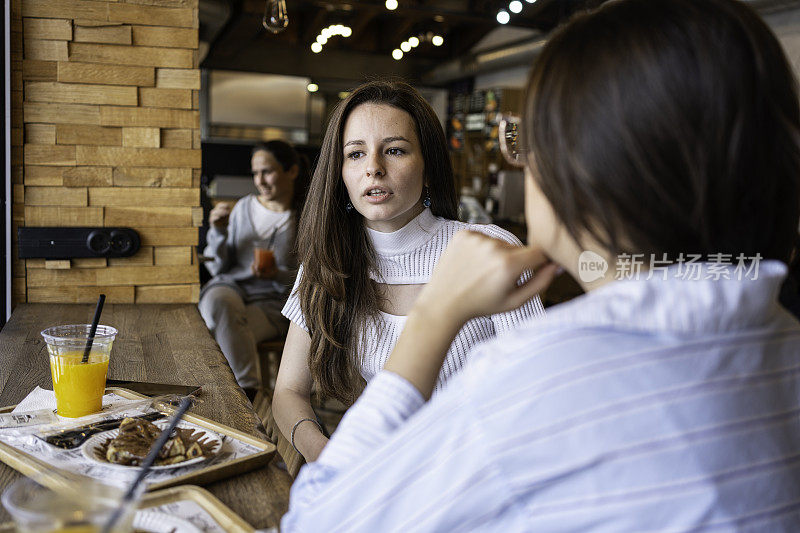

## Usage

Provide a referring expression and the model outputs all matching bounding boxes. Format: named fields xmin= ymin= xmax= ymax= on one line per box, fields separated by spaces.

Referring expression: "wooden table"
xmin=0 ymin=303 xmax=291 ymax=529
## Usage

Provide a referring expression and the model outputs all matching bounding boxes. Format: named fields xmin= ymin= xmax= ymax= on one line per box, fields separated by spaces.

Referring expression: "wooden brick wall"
xmin=10 ymin=0 xmax=202 ymax=306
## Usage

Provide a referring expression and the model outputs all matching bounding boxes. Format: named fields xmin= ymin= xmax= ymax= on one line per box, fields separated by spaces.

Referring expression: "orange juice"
xmin=49 ymin=351 xmax=109 ymax=418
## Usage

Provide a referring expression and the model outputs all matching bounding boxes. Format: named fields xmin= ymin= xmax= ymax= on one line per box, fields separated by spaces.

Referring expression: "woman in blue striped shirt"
xmin=283 ymin=0 xmax=800 ymax=530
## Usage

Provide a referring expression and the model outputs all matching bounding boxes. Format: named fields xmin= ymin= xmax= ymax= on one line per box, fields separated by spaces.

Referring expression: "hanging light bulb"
xmin=342 ymin=26 xmax=353 ymax=37
xmin=496 ymin=10 xmax=510 ymax=24
xmin=392 ymin=49 xmax=403 ymax=60
xmin=263 ymin=0 xmax=289 ymax=34
xmin=409 ymin=36 xmax=419 ymax=47
xmin=307 ymin=83 xmax=319 ymax=93
xmin=400 ymin=41 xmax=411 ymax=52
xmin=311 ymin=42 xmax=322 ymax=53
xmin=385 ymin=0 xmax=399 ymax=10
xmin=509 ymin=1 xmax=523 ymax=13
xmin=431 ymin=35 xmax=444 ymax=46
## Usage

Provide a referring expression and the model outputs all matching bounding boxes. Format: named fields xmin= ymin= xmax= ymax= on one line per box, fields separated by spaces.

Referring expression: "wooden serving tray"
xmin=0 ymin=387 xmax=276 ymax=492
xmin=141 ymin=484 xmax=255 ymax=532
xmin=0 ymin=486 xmax=254 ymax=533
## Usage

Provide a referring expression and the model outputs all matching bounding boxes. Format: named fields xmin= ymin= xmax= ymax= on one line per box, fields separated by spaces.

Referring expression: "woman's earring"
xmin=346 ymin=201 xmax=354 ymax=213
xmin=422 ymin=187 xmax=431 ymax=208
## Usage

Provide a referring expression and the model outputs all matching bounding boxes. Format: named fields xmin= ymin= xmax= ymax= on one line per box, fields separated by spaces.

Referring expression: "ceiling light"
xmin=392 ymin=48 xmax=403 ymax=60
xmin=509 ymin=0 xmax=523 ymax=13
xmin=496 ymin=10 xmax=510 ymax=24
xmin=342 ymin=26 xmax=352 ymax=37
xmin=400 ymin=41 xmax=411 ymax=52
xmin=307 ymin=83 xmax=319 ymax=92
xmin=431 ymin=35 xmax=444 ymax=46
xmin=525 ymin=0 xmax=536 ymax=3
xmin=409 ymin=36 xmax=419 ymax=47
xmin=311 ymin=42 xmax=322 ymax=53
xmin=385 ymin=0 xmax=398 ymax=10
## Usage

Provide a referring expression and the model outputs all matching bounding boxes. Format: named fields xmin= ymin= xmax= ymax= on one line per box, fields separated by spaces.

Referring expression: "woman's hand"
xmin=416 ymin=230 xmax=558 ymax=325
xmin=209 ymin=202 xmax=233 ymax=229
xmin=385 ymin=231 xmax=558 ymax=399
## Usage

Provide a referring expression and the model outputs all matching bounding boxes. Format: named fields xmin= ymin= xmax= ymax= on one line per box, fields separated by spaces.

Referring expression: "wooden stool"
xmin=257 ymin=338 xmax=285 ymax=394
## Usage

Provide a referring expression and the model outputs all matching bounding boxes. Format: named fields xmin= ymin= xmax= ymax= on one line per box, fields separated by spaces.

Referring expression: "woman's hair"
xmin=525 ymin=0 xmax=800 ymax=263
xmin=296 ymin=80 xmax=457 ymax=403
xmin=252 ymin=140 xmax=310 ymax=215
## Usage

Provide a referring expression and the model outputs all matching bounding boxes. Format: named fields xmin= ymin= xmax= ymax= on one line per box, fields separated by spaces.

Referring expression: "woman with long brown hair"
xmin=272 ymin=80 xmax=544 ymax=461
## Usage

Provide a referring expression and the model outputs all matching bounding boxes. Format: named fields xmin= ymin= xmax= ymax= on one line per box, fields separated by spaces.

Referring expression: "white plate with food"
xmin=81 ymin=417 xmax=223 ymax=470
xmin=135 ymin=510 xmax=203 ymax=533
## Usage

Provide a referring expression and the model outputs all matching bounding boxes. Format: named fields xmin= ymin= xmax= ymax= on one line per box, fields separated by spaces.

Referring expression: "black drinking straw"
xmin=101 ymin=396 xmax=193 ymax=533
xmin=81 ymin=294 xmax=106 ymax=363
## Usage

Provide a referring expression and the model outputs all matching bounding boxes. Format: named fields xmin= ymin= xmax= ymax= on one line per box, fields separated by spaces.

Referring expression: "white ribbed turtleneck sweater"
xmin=281 ymin=208 xmax=545 ymax=392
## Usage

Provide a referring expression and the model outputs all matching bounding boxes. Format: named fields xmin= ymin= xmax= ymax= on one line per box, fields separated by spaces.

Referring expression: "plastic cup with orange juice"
xmin=41 ymin=325 xmax=117 ymax=418
xmin=253 ymin=243 xmax=277 ymax=277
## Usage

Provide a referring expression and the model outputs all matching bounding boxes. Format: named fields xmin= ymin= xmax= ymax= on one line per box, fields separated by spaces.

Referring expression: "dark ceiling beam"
xmin=202 ymin=33 xmax=436 ymax=81
xmin=306 ymin=0 xmax=535 ymax=27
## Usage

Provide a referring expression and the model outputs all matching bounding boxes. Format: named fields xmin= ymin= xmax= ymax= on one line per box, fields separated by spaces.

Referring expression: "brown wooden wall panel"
xmin=24 ymin=39 xmax=68 ymax=61
xmin=27 ymin=286 xmax=135 ymax=304
xmin=25 ymin=186 xmax=87 ymax=206
xmin=73 ymin=24 xmax=132 ymax=45
xmin=139 ymin=88 xmax=192 ymax=109
xmin=89 ymin=186 xmax=198 ymax=206
xmin=25 ymin=165 xmax=66 ymax=186
xmin=154 ymin=246 xmax=192 ymax=265
xmin=104 ymin=206 xmax=193 ymax=226
xmin=132 ymin=26 xmax=197 ymax=49
xmin=24 ymin=206 xmax=103 ymax=226
xmin=161 ymin=129 xmax=192 ymax=149
xmin=25 ymin=123 xmax=56 ymax=144
xmin=21 ymin=0 xmax=109 ymax=21
xmin=112 ymin=167 xmax=192 ymax=187
xmin=135 ymin=284 xmax=199 ymax=304
xmin=25 ymin=102 xmax=100 ymax=124
xmin=69 ymin=42 xmax=192 ymax=68
xmin=56 ymin=124 xmax=122 ymax=146
xmin=121 ymin=127 xmax=160 ymax=148
xmin=26 ymin=81 xmax=138 ymax=106
xmin=77 ymin=146 xmax=200 ymax=168
xmin=99 ymin=106 xmax=198 ymax=128
xmin=23 ymin=59 xmax=57 ymax=81
xmin=14 ymin=0 xmax=200 ymax=306
xmin=23 ymin=144 xmax=76 ymax=166
xmin=57 ymin=61 xmax=154 ymax=86
xmin=133 ymin=227 xmax=197 ymax=246
xmin=108 ymin=246 xmax=153 ymax=266
xmin=107 ymin=4 xmax=194 ymax=28
xmin=23 ymin=18 xmax=73 ymax=40
xmin=62 ymin=166 xmax=113 ymax=187
xmin=28 ymin=265 xmax=198 ymax=287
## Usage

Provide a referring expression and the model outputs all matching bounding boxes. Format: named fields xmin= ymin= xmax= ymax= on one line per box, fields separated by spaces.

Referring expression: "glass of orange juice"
xmin=2 ymin=477 xmax=133 ymax=532
xmin=41 ymin=325 xmax=117 ymax=418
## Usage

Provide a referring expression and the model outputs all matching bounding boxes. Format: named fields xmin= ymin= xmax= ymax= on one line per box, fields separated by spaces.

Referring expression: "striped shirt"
xmin=282 ymin=208 xmax=545 ymax=392
xmin=282 ymin=260 xmax=800 ymax=532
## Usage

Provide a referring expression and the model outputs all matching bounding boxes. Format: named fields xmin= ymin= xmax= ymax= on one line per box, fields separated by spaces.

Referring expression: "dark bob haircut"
xmin=525 ymin=0 xmax=800 ymax=263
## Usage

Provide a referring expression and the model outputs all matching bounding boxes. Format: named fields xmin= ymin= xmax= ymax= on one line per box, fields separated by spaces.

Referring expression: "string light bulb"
xmin=509 ymin=0 xmax=522 ymax=13
xmin=409 ymin=36 xmax=419 ymax=47
xmin=385 ymin=0 xmax=398 ymax=10
xmin=431 ymin=35 xmax=444 ymax=46
xmin=392 ymin=48 xmax=403 ymax=60
xmin=311 ymin=42 xmax=322 ymax=53
xmin=263 ymin=0 xmax=289 ymax=33
xmin=307 ymin=83 xmax=319 ymax=93
xmin=496 ymin=10 xmax=510 ymax=24
xmin=400 ymin=41 xmax=411 ymax=52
